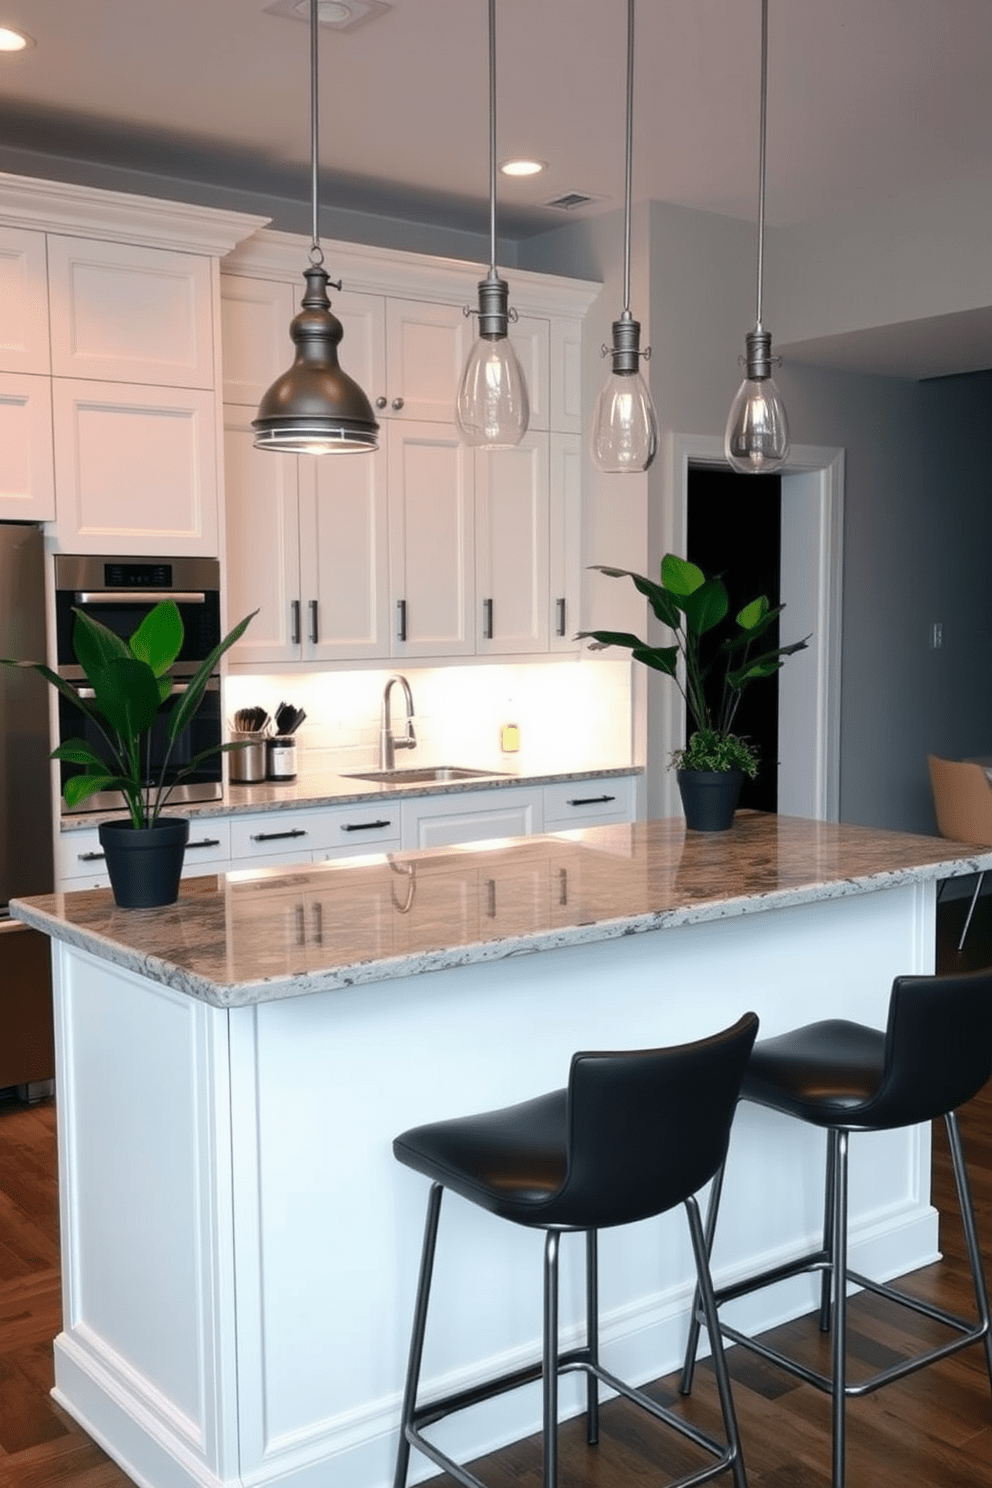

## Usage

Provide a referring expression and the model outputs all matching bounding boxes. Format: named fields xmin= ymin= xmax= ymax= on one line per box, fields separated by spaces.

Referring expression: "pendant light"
xmin=590 ymin=0 xmax=657 ymax=474
xmin=253 ymin=0 xmax=379 ymax=454
xmin=455 ymin=0 xmax=529 ymax=449
xmin=724 ymin=0 xmax=789 ymax=475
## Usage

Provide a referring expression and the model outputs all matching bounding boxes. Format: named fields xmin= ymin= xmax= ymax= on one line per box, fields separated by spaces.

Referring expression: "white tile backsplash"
xmin=224 ymin=660 xmax=633 ymax=779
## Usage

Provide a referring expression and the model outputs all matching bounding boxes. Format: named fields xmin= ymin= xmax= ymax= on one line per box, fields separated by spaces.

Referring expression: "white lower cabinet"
xmin=401 ymin=786 xmax=543 ymax=851
xmin=55 ymin=777 xmax=636 ymax=889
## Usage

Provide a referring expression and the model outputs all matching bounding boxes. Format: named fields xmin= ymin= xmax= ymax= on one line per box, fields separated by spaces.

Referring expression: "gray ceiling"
xmin=4 ymin=0 xmax=992 ymax=377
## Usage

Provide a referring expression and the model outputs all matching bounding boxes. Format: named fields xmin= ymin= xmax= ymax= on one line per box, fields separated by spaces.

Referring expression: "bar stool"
xmin=392 ymin=1012 xmax=759 ymax=1488
xmin=680 ymin=969 xmax=992 ymax=1488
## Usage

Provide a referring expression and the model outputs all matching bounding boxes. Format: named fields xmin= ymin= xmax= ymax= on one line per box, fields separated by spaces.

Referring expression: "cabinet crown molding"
xmin=223 ymin=228 xmax=601 ymax=319
xmin=0 ymin=172 xmax=268 ymax=256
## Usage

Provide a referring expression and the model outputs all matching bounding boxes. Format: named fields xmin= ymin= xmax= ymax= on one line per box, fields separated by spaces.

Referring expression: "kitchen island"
xmin=12 ymin=814 xmax=991 ymax=1488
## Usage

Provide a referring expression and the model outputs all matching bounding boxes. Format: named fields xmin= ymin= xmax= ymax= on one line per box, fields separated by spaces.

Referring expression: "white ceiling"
xmin=4 ymin=0 xmax=992 ymax=375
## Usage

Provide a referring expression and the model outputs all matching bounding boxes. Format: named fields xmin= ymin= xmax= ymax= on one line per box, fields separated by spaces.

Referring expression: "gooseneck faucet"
xmin=380 ymin=674 xmax=416 ymax=770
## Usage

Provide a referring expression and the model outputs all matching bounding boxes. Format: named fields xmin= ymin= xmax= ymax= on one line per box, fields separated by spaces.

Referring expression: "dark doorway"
xmin=687 ymin=465 xmax=781 ymax=813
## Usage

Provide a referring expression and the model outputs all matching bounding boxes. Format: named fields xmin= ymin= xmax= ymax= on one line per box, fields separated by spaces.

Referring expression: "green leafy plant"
xmin=3 ymin=602 xmax=255 ymax=829
xmin=578 ymin=552 xmax=809 ymax=774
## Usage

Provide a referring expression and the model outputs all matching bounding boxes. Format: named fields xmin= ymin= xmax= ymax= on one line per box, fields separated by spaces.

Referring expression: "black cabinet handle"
xmin=397 ymin=599 xmax=407 ymax=643
xmin=251 ymin=828 xmax=308 ymax=842
xmin=187 ymin=838 xmax=221 ymax=850
xmin=567 ymin=794 xmax=616 ymax=807
xmin=291 ymin=599 xmax=301 ymax=646
xmin=556 ymin=597 xmax=566 ymax=637
xmin=78 ymin=850 xmax=106 ymax=862
xmin=341 ymin=819 xmax=393 ymax=833
xmin=483 ymin=597 xmax=493 ymax=640
xmin=309 ymin=599 xmax=319 ymax=644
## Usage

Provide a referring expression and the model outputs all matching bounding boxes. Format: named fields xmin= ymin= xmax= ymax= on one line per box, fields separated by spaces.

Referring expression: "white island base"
xmin=15 ymin=816 xmax=983 ymax=1488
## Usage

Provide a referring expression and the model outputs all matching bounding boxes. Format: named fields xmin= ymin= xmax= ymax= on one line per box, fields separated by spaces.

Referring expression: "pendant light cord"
xmin=621 ymin=0 xmax=635 ymax=317
xmin=487 ymin=0 xmax=498 ymax=278
xmin=309 ymin=0 xmax=324 ymax=267
xmin=755 ymin=0 xmax=768 ymax=329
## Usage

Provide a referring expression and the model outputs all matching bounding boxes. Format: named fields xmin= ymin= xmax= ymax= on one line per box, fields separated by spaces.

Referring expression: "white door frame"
xmin=659 ymin=433 xmax=844 ymax=822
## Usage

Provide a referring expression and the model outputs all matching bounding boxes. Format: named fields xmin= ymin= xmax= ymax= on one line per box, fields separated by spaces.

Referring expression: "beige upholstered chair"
xmin=927 ymin=754 xmax=992 ymax=948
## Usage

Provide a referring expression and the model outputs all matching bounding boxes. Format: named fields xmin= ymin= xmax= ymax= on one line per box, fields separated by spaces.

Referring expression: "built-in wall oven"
xmin=54 ymin=555 xmax=224 ymax=814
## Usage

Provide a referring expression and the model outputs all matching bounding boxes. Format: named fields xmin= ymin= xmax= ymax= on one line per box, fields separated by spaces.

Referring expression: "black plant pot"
xmin=676 ymin=769 xmax=743 ymax=833
xmin=97 ymin=817 xmax=189 ymax=908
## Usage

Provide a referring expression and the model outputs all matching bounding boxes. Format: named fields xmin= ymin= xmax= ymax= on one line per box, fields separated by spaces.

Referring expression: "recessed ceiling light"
xmin=500 ymin=159 xmax=546 ymax=178
xmin=264 ymin=0 xmax=391 ymax=32
xmin=0 ymin=25 xmax=33 ymax=52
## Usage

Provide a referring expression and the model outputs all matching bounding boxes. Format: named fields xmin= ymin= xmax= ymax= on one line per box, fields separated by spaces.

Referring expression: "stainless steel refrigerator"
xmin=0 ymin=523 xmax=56 ymax=1098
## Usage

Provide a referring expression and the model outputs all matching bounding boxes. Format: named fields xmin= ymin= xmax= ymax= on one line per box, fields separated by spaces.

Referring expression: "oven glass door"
xmin=55 ymin=591 xmax=221 ymax=671
xmin=57 ymin=675 xmax=223 ymax=813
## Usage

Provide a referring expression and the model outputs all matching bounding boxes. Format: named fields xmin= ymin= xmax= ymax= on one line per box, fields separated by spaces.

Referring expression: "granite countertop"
xmin=59 ymin=764 xmax=641 ymax=830
xmin=15 ymin=813 xmax=992 ymax=1009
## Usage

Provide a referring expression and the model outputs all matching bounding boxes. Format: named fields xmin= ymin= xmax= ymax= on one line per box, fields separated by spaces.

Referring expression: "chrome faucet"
xmin=380 ymin=674 xmax=416 ymax=770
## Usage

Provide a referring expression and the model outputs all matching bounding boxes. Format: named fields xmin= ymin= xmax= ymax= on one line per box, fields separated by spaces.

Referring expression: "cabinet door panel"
xmin=476 ymin=433 xmax=549 ymax=655
xmin=550 ymin=318 xmax=583 ymax=433
xmin=220 ymin=275 xmax=296 ymax=406
xmin=224 ymin=412 xmax=301 ymax=662
xmin=48 ymin=236 xmax=214 ymax=388
xmin=549 ymin=432 xmax=582 ymax=652
xmin=0 ymin=226 xmax=50 ymax=374
xmin=0 ymin=372 xmax=55 ymax=521
xmin=388 ymin=421 xmax=474 ymax=657
xmin=52 ymin=380 xmax=218 ymax=555
xmin=300 ymin=443 xmax=389 ymax=661
xmin=509 ymin=315 xmax=550 ymax=432
xmin=385 ymin=300 xmax=468 ymax=422
xmin=401 ymin=787 xmax=542 ymax=850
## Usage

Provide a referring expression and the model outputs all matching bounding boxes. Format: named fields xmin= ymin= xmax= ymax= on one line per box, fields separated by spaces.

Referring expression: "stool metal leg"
xmin=684 ymin=1193 xmax=748 ymax=1488
xmin=394 ymin=1182 xmax=444 ymax=1488
xmin=679 ymin=1160 xmax=727 ymax=1397
xmin=820 ymin=1130 xmax=837 ymax=1332
xmin=585 ymin=1229 xmax=600 ymax=1445
xmin=958 ymin=870 xmax=985 ymax=952
xmin=945 ymin=1111 xmax=992 ymax=1392
xmin=543 ymin=1230 xmax=561 ymax=1488
xmin=829 ymin=1130 xmax=849 ymax=1488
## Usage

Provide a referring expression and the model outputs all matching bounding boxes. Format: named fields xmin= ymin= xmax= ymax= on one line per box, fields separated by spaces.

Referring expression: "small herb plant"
xmin=3 ymin=602 xmax=255 ymax=829
xmin=578 ymin=552 xmax=809 ymax=774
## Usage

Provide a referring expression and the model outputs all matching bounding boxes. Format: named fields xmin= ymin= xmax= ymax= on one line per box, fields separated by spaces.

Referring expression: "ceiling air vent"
xmin=540 ymin=191 xmax=605 ymax=212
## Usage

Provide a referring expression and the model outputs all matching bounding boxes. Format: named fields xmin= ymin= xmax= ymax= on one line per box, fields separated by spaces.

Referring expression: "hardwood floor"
xmin=3 ymin=891 xmax=992 ymax=1488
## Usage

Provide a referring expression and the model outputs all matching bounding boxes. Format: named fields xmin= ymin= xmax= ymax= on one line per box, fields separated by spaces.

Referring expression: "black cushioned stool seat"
xmin=680 ymin=970 xmax=992 ymax=1488
xmin=393 ymin=1013 xmax=759 ymax=1488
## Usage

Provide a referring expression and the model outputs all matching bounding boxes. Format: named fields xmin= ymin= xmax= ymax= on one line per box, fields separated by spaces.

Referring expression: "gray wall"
xmin=523 ymin=200 xmax=992 ymax=834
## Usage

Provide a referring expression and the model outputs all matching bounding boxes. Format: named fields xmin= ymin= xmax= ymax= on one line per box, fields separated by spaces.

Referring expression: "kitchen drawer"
xmin=229 ymin=802 xmax=402 ymax=866
xmin=542 ymin=776 xmax=635 ymax=828
xmin=58 ymin=819 xmax=232 ymax=886
xmin=316 ymin=801 xmax=402 ymax=857
xmin=401 ymin=786 xmax=542 ymax=851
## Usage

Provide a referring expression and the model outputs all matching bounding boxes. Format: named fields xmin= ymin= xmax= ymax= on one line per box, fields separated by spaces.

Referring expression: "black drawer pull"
xmin=556 ymin=597 xmax=566 ymax=637
xmin=78 ymin=850 xmax=106 ymax=862
xmin=251 ymin=828 xmax=308 ymax=842
xmin=187 ymin=838 xmax=221 ymax=850
xmin=567 ymin=794 xmax=616 ymax=807
xmin=341 ymin=819 xmax=392 ymax=832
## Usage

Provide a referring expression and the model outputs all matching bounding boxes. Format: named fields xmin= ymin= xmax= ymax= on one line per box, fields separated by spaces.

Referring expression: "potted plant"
xmin=578 ymin=553 xmax=809 ymax=831
xmin=3 ymin=601 xmax=254 ymax=907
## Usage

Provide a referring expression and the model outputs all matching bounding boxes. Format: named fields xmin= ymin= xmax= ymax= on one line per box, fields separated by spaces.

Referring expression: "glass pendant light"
xmin=253 ymin=0 xmax=378 ymax=454
xmin=725 ymin=0 xmax=789 ymax=475
xmin=455 ymin=0 xmax=529 ymax=449
xmin=590 ymin=0 xmax=657 ymax=474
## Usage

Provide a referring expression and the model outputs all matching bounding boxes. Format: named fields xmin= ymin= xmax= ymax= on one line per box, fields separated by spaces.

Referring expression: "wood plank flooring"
xmin=3 ymin=890 xmax=992 ymax=1487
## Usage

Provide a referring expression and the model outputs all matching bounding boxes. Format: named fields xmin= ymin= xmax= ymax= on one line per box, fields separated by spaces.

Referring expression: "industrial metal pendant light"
xmin=253 ymin=0 xmax=379 ymax=454
xmin=590 ymin=0 xmax=657 ymax=475
xmin=455 ymin=0 xmax=529 ymax=449
xmin=725 ymin=0 xmax=789 ymax=475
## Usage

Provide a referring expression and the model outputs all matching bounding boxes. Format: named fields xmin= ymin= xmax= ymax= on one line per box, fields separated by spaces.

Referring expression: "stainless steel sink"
xmin=342 ymin=766 xmax=507 ymax=785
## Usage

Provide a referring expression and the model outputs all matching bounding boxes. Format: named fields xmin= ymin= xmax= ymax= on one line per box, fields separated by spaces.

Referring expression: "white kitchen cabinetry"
xmin=400 ymin=786 xmax=543 ymax=850
xmin=229 ymin=802 xmax=401 ymax=867
xmin=220 ymin=232 xmax=598 ymax=665
xmin=0 ymin=175 xmax=266 ymax=547
xmin=475 ymin=433 xmax=550 ymax=655
xmin=0 ymin=371 xmax=55 ymax=520
xmin=57 ymin=818 xmax=232 ymax=892
xmin=543 ymin=774 xmax=636 ymax=828
xmin=225 ymin=408 xmax=389 ymax=664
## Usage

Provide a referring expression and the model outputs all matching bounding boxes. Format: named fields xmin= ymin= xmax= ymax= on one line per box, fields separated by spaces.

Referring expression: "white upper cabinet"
xmin=46 ymin=236 xmax=215 ymax=388
xmin=475 ymin=433 xmax=550 ymax=656
xmin=0 ymin=174 xmax=265 ymax=546
xmin=0 ymin=226 xmax=50 ymax=374
xmin=383 ymin=298 xmax=469 ymax=422
xmin=549 ymin=433 xmax=582 ymax=652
